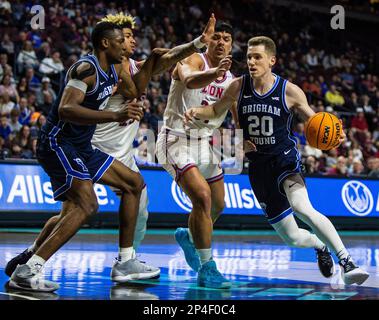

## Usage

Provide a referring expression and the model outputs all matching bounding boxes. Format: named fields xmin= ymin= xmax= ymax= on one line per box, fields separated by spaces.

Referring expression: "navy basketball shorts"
xmin=247 ymin=148 xmax=303 ymax=225
xmin=37 ymin=133 xmax=114 ymax=202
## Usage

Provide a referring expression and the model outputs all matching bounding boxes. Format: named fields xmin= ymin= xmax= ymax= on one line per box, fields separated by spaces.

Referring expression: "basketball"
xmin=305 ymin=112 xmax=342 ymax=150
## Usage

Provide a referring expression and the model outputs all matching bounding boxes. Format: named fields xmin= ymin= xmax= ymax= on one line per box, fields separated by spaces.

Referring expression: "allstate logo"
xmin=0 ymin=179 xmax=3 ymax=200
xmin=341 ymin=181 xmax=373 ymax=217
xmin=171 ymin=181 xmax=192 ymax=212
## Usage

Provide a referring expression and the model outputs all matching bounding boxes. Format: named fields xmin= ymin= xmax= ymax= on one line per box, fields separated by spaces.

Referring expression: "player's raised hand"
xmin=215 ymin=55 xmax=232 ymax=77
xmin=200 ymin=13 xmax=216 ymax=45
xmin=116 ymin=99 xmax=144 ymax=123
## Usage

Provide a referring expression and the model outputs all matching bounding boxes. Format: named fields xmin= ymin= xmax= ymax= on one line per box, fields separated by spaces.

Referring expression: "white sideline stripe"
xmin=0 ymin=291 xmax=40 ymax=300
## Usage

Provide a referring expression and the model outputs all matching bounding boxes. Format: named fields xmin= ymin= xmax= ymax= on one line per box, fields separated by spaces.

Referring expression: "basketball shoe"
xmin=5 ymin=249 xmax=34 ymax=277
xmin=315 ymin=246 xmax=335 ymax=278
xmin=339 ymin=256 xmax=369 ymax=285
xmin=197 ymin=260 xmax=232 ymax=289
xmin=9 ymin=264 xmax=59 ymax=292
xmin=111 ymin=258 xmax=160 ymax=282
xmin=175 ymin=228 xmax=201 ymax=272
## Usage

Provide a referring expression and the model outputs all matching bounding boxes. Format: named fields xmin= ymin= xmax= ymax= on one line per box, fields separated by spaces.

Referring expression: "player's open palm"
xmin=116 ymin=99 xmax=144 ymax=123
xmin=200 ymin=13 xmax=216 ymax=45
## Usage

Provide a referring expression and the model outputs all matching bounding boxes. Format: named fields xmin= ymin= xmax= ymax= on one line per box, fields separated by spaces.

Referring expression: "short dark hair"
xmin=91 ymin=21 xmax=122 ymax=49
xmin=248 ymin=36 xmax=276 ymax=56
xmin=215 ymin=21 xmax=233 ymax=38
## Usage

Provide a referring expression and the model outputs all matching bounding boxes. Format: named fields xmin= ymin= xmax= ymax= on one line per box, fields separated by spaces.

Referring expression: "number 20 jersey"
xmin=237 ymin=73 xmax=297 ymax=158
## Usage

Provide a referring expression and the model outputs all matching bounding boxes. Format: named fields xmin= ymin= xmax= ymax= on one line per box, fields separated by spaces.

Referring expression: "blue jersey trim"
xmin=268 ymin=207 xmax=293 ymax=224
xmin=54 ymin=175 xmax=73 ymax=200
xmin=92 ymin=154 xmax=115 ymax=183
xmin=111 ymin=64 xmax=118 ymax=84
xmin=89 ymin=54 xmax=109 ymax=80
xmin=47 ymin=125 xmax=92 ymax=179
xmin=250 ymin=73 xmax=280 ymax=99
xmin=282 ymin=79 xmax=290 ymax=113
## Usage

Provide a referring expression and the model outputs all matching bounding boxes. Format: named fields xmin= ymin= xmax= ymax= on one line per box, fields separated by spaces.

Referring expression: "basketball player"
xmin=6 ymin=15 xmax=217 ymax=289
xmin=184 ymin=36 xmax=369 ymax=285
xmin=156 ymin=22 xmax=235 ymax=289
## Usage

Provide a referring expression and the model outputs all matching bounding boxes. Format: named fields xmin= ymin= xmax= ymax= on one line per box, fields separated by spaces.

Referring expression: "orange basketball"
xmin=305 ymin=112 xmax=342 ymax=150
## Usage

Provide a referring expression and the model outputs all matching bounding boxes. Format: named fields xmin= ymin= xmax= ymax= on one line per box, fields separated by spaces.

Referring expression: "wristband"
xmin=193 ymin=36 xmax=206 ymax=49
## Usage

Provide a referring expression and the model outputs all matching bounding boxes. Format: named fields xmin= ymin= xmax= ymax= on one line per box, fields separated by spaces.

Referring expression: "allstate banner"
xmin=0 ymin=163 xmax=378 ymax=218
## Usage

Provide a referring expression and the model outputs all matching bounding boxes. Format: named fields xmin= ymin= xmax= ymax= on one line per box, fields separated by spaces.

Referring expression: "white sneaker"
xmin=111 ymin=259 xmax=160 ymax=283
xmin=339 ymin=256 xmax=369 ymax=285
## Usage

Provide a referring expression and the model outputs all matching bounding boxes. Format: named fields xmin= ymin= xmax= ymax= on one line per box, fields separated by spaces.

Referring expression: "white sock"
xmin=187 ymin=228 xmax=194 ymax=244
xmin=336 ymin=248 xmax=350 ymax=261
xmin=118 ymin=247 xmax=135 ymax=263
xmin=28 ymin=241 xmax=38 ymax=253
xmin=26 ymin=255 xmax=46 ymax=273
xmin=196 ymin=248 xmax=212 ymax=265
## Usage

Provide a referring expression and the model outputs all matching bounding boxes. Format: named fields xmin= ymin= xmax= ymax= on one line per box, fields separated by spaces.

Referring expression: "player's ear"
xmin=101 ymin=38 xmax=109 ymax=49
xmin=269 ymin=55 xmax=276 ymax=68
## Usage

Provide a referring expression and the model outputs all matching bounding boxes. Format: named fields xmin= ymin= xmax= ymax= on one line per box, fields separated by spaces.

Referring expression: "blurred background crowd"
xmin=0 ymin=0 xmax=378 ymax=178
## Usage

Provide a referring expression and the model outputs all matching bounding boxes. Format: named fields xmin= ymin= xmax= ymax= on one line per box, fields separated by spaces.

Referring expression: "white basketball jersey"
xmin=92 ymin=58 xmax=140 ymax=163
xmin=163 ymin=53 xmax=234 ymax=137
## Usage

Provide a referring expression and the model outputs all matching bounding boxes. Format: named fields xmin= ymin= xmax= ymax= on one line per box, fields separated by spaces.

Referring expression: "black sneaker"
xmin=5 ymin=249 xmax=34 ymax=277
xmin=339 ymin=256 xmax=369 ymax=285
xmin=315 ymin=246 xmax=334 ymax=278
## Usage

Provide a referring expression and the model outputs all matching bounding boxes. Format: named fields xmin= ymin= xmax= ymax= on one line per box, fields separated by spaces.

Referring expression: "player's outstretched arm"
xmin=178 ymin=54 xmax=232 ymax=89
xmin=184 ymin=77 xmax=242 ymax=123
xmin=126 ymin=14 xmax=216 ymax=97
xmin=58 ymin=62 xmax=143 ymax=125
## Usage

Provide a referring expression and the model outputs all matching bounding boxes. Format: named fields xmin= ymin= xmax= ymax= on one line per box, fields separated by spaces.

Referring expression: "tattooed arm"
xmin=130 ymin=14 xmax=216 ymax=97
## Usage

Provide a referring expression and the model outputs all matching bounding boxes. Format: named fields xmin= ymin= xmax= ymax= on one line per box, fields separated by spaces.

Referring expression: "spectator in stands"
xmin=0 ymin=91 xmax=15 ymax=116
xmin=325 ymin=84 xmax=345 ymax=107
xmin=0 ymin=74 xmax=19 ymax=103
xmin=1 ymin=33 xmax=14 ymax=55
xmin=16 ymin=40 xmax=39 ymax=74
xmin=18 ymin=97 xmax=31 ymax=125
xmin=0 ymin=115 xmax=11 ymax=140
xmin=8 ymin=108 xmax=21 ymax=134
xmin=348 ymin=159 xmax=365 ymax=177
xmin=326 ymin=155 xmax=348 ymax=176
xmin=345 ymin=92 xmax=359 ymax=112
xmin=16 ymin=77 xmax=29 ymax=98
xmin=293 ymin=122 xmax=307 ymax=149
xmin=36 ymin=77 xmax=56 ymax=115
xmin=306 ymin=48 xmax=318 ymax=68
xmin=24 ymin=67 xmax=41 ymax=92
xmin=367 ymin=157 xmax=379 ymax=178
xmin=10 ymin=124 xmax=34 ymax=159
xmin=351 ymin=108 xmax=369 ymax=143
xmin=304 ymin=155 xmax=320 ymax=175
xmin=302 ymin=75 xmax=321 ymax=99
xmin=39 ymin=50 xmax=64 ymax=90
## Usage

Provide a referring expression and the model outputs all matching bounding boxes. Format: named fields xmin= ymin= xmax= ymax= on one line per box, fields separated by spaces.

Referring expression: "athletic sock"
xmin=26 ymin=255 xmax=46 ymax=273
xmin=118 ymin=247 xmax=135 ymax=263
xmin=28 ymin=241 xmax=38 ymax=253
xmin=196 ymin=248 xmax=212 ymax=265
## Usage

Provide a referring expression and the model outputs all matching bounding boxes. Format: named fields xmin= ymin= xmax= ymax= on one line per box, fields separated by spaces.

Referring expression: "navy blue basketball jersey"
xmin=44 ymin=54 xmax=118 ymax=149
xmin=237 ymin=73 xmax=297 ymax=158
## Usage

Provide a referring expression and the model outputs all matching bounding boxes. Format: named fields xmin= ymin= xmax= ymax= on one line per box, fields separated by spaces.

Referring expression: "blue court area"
xmin=0 ymin=229 xmax=378 ymax=300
